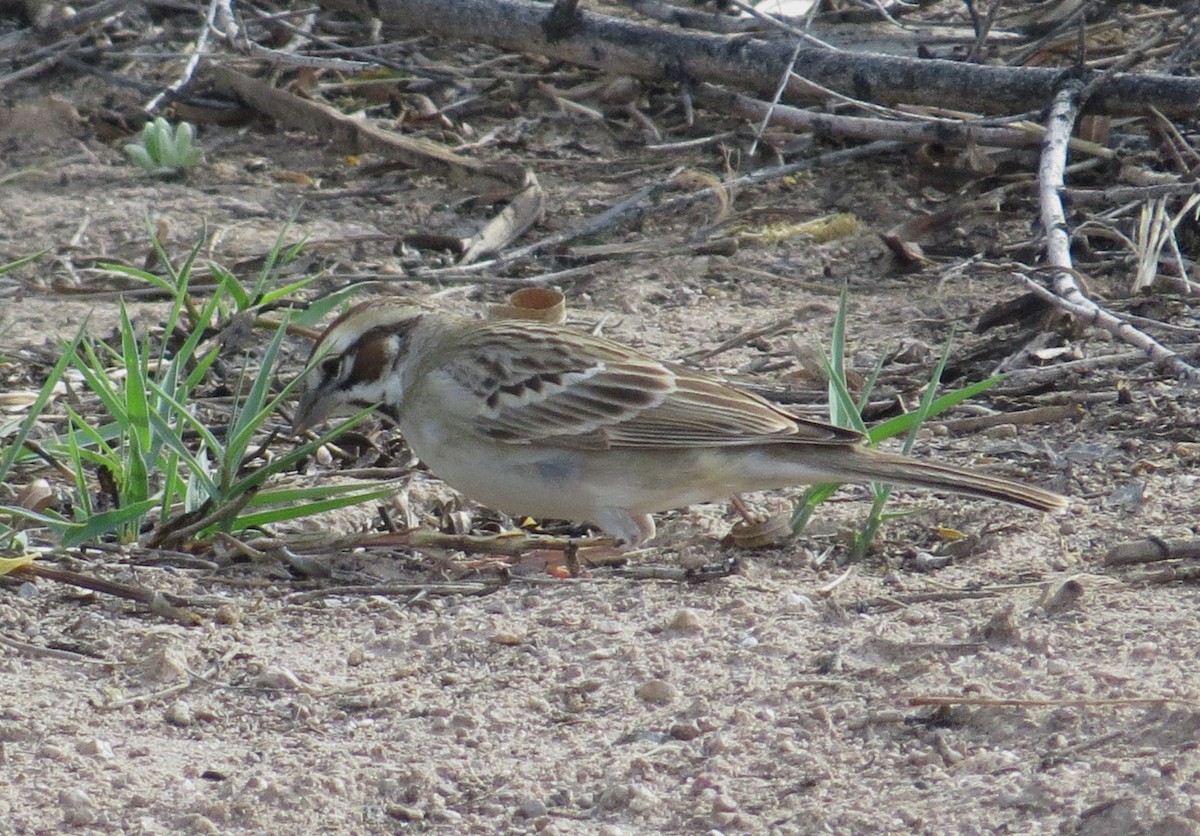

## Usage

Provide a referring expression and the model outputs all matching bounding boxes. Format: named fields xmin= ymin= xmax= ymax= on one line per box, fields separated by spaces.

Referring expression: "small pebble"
xmin=983 ymin=423 xmax=1018 ymax=440
xmin=635 ymin=679 xmax=678 ymax=705
xmin=669 ymin=721 xmax=702 ymax=741
xmin=214 ymin=604 xmax=241 ymax=625
xmin=165 ymin=700 xmax=194 ymax=727
xmin=667 ymin=608 xmax=703 ymax=632
xmin=256 ymin=666 xmax=306 ymax=691
xmin=517 ymin=797 xmax=548 ymax=818
xmin=76 ymin=737 xmax=115 ymax=760
xmin=491 ymin=628 xmax=527 ymax=646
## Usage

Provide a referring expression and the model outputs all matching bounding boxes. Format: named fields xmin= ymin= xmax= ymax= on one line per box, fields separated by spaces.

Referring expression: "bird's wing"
xmin=428 ymin=321 xmax=863 ymax=450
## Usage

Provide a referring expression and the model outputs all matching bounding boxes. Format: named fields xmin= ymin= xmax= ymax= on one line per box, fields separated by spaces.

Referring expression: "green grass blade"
xmin=0 ymin=329 xmax=83 ymax=483
xmin=0 ymin=250 xmax=48 ymax=274
xmin=229 ymin=409 xmax=376 ymax=499
xmin=0 ymin=505 xmax=84 ymax=540
xmin=96 ymin=263 xmax=176 ymax=295
xmin=865 ymin=374 xmax=1003 ymax=445
xmin=60 ymin=500 xmax=159 ymax=547
xmin=225 ymin=320 xmax=290 ymax=473
xmin=234 ymin=482 xmax=401 ymax=530
xmin=142 ymin=404 xmax=218 ymax=500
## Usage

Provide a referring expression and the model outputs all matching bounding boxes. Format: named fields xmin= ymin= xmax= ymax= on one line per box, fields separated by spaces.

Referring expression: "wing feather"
xmin=433 ymin=320 xmax=862 ymax=449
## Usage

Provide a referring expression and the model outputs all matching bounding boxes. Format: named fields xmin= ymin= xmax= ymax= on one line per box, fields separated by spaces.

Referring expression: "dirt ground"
xmin=3 ymin=4 xmax=1200 ymax=835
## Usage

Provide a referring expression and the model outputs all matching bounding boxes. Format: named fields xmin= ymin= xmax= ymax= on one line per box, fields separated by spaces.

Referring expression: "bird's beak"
xmin=291 ymin=383 xmax=332 ymax=436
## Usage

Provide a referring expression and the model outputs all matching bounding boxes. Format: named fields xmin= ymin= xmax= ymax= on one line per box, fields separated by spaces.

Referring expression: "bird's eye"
xmin=320 ymin=357 xmax=340 ymax=377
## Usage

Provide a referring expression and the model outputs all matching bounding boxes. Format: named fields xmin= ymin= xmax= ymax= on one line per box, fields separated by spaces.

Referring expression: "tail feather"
xmin=832 ymin=447 xmax=1068 ymax=513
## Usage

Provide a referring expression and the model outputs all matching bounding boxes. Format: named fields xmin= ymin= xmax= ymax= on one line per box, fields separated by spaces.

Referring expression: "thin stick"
xmin=1032 ymin=80 xmax=1200 ymax=383
xmin=910 ymin=694 xmax=1195 ymax=709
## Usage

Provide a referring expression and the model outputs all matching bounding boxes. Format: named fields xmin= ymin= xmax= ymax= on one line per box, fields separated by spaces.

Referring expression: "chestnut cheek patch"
xmin=346 ymin=333 xmax=392 ymax=388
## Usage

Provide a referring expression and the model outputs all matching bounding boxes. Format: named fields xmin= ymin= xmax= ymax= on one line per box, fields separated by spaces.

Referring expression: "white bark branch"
xmin=1034 ymin=80 xmax=1200 ymax=385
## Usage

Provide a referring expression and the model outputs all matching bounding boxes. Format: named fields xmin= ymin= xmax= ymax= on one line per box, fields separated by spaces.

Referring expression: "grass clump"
xmin=790 ymin=289 xmax=1003 ymax=560
xmin=0 ymin=229 xmax=391 ymax=553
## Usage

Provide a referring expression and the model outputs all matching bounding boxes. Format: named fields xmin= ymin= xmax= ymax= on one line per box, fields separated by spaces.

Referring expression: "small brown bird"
xmin=292 ymin=302 xmax=1068 ymax=545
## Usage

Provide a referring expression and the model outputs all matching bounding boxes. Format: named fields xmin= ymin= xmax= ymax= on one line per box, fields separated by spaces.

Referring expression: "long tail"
xmin=819 ymin=446 xmax=1068 ymax=513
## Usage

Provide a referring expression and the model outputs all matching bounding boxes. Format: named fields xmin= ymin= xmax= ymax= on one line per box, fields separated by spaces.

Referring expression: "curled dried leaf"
xmin=488 ymin=287 xmax=566 ymax=324
xmin=723 ymin=510 xmax=794 ymax=550
xmin=15 ymin=478 xmax=54 ymax=513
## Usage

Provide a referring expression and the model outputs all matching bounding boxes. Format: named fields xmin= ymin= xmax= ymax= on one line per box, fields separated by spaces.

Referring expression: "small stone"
xmin=165 ymin=700 xmax=194 ymax=727
xmin=386 ymin=805 xmax=425 ymax=821
xmin=347 ymin=646 xmax=367 ymax=666
xmin=517 ymin=797 xmax=548 ymax=818
xmin=635 ymin=679 xmax=678 ymax=705
xmin=76 ymin=737 xmax=115 ymax=760
xmin=666 ymin=608 xmax=703 ymax=632
xmin=669 ymin=721 xmax=702 ymax=741
xmin=983 ymin=423 xmax=1018 ymax=440
xmin=490 ymin=628 xmax=527 ymax=646
xmin=214 ymin=604 xmax=241 ymax=625
xmin=177 ymin=813 xmax=220 ymax=834
xmin=256 ymin=666 xmax=306 ymax=691
xmin=58 ymin=788 xmax=96 ymax=825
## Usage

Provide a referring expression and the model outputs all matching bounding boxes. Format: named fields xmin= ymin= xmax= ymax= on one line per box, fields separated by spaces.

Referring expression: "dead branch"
xmin=693 ymin=82 xmax=1113 ymax=154
xmin=14 ymin=563 xmax=202 ymax=625
xmin=211 ymin=65 xmax=524 ymax=188
xmin=1064 ymin=181 xmax=1200 ymax=207
xmin=355 ymin=0 xmax=1200 ymax=117
xmin=1103 ymin=537 xmax=1200 ymax=566
xmin=1031 ymin=80 xmax=1200 ymax=384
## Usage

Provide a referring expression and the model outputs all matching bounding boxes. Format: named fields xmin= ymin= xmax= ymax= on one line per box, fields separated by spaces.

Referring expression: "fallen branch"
xmin=211 ymin=65 xmax=543 ymax=261
xmin=14 ymin=562 xmax=202 ymax=625
xmin=358 ymin=0 xmax=1200 ymax=116
xmin=1103 ymin=537 xmax=1200 ymax=566
xmin=1031 ymin=80 xmax=1200 ymax=384
xmin=693 ymin=82 xmax=1115 ymax=156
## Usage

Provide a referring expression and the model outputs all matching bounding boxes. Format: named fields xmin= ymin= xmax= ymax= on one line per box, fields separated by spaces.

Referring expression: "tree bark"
xmin=358 ymin=0 xmax=1200 ymax=117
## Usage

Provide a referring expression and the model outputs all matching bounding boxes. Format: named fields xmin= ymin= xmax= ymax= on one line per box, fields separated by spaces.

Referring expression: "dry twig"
xmin=1029 ymin=80 xmax=1200 ymax=384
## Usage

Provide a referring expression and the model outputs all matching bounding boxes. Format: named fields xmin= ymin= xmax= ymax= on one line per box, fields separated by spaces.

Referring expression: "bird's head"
xmin=291 ymin=301 xmax=430 ymax=434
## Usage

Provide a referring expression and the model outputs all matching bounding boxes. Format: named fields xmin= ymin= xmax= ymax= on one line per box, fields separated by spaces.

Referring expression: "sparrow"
xmin=291 ymin=301 xmax=1068 ymax=545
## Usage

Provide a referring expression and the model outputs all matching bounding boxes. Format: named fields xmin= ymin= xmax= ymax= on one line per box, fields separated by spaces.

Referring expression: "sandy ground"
xmin=3 ymin=6 xmax=1200 ymax=835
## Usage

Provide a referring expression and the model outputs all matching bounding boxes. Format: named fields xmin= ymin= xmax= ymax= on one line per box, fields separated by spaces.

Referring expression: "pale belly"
xmin=403 ymin=420 xmax=828 ymax=521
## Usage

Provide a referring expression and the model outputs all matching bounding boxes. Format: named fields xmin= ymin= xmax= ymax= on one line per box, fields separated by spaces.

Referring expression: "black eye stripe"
xmin=321 ymin=358 xmax=340 ymax=377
